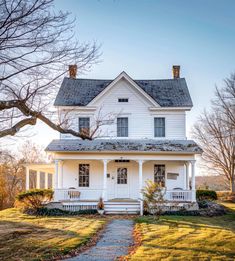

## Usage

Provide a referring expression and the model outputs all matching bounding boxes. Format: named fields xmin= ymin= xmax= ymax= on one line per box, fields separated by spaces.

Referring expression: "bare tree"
xmin=0 ymin=141 xmax=47 ymax=209
xmin=0 ymin=0 xmax=101 ymax=140
xmin=193 ymin=74 xmax=235 ymax=193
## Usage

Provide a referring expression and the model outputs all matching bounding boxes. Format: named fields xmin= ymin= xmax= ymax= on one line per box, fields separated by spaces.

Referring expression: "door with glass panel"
xmin=115 ymin=167 xmax=129 ymax=198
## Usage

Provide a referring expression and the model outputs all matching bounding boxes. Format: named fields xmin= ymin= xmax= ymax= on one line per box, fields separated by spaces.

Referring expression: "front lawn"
xmin=128 ymin=203 xmax=235 ymax=260
xmin=0 ymin=208 xmax=105 ymax=261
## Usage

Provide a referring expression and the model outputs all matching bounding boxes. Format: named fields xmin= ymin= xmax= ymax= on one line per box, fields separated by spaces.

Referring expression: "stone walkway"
xmin=66 ymin=219 xmax=134 ymax=261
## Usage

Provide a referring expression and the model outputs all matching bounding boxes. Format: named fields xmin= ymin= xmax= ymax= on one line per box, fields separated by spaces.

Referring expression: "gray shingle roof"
xmin=54 ymin=77 xmax=193 ymax=107
xmin=45 ymin=139 xmax=202 ymax=154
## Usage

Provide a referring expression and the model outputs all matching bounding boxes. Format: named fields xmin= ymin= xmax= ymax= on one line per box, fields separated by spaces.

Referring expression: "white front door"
xmin=115 ymin=167 xmax=129 ymax=198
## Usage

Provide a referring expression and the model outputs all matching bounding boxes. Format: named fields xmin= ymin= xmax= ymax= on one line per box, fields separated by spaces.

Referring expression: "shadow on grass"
xmin=0 ymin=219 xmax=92 ymax=261
xmin=137 ymin=205 xmax=235 ymax=232
xmin=144 ymin=243 xmax=235 ymax=259
xmin=134 ymin=209 xmax=235 ymax=260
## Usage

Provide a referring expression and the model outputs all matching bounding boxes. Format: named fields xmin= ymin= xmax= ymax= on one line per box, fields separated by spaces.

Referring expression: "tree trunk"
xmin=230 ymin=179 xmax=235 ymax=193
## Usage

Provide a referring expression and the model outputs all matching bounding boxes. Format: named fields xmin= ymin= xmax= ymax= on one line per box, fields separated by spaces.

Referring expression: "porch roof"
xmin=45 ymin=139 xmax=202 ymax=154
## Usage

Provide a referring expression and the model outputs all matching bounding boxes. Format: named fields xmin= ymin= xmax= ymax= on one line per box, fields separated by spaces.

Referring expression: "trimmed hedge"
xmin=163 ymin=210 xmax=201 ymax=216
xmin=16 ymin=189 xmax=54 ymax=210
xmin=196 ymin=190 xmax=217 ymax=201
xmin=34 ymin=207 xmax=97 ymax=216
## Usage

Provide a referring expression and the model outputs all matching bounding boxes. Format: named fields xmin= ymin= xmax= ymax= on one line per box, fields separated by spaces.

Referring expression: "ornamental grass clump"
xmin=16 ymin=189 xmax=53 ymax=213
xmin=142 ymin=180 xmax=166 ymax=218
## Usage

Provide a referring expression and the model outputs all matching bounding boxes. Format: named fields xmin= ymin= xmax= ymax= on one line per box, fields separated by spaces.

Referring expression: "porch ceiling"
xmin=24 ymin=163 xmax=54 ymax=173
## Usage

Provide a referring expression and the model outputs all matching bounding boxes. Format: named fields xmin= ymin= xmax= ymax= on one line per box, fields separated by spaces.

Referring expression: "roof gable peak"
xmin=88 ymin=71 xmax=160 ymax=106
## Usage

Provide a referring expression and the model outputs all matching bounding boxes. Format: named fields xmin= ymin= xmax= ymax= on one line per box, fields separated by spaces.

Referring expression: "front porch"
xmin=25 ymin=153 xmax=197 ymax=215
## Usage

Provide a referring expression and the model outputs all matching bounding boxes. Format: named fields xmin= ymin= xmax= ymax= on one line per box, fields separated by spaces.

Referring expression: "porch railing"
xmin=165 ymin=190 xmax=192 ymax=202
xmin=54 ymin=188 xmax=103 ymax=201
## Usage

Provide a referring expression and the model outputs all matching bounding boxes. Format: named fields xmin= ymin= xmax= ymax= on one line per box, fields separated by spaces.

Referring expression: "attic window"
xmin=118 ymin=98 xmax=128 ymax=103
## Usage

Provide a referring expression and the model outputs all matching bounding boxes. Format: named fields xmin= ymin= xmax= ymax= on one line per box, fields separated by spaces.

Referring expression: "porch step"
xmin=104 ymin=201 xmax=140 ymax=214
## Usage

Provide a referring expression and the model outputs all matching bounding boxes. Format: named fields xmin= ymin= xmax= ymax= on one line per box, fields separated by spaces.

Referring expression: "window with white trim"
xmin=117 ymin=117 xmax=128 ymax=137
xmin=154 ymin=117 xmax=165 ymax=137
xmin=79 ymin=117 xmax=90 ymax=136
xmin=79 ymin=164 xmax=89 ymax=187
xmin=154 ymin=164 xmax=165 ymax=187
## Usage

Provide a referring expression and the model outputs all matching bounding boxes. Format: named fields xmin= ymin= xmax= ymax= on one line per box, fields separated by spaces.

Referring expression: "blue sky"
xmin=14 ymin=0 xmax=235 ymax=148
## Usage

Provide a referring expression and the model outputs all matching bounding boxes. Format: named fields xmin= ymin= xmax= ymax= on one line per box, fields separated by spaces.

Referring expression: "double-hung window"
xmin=154 ymin=164 xmax=165 ymax=187
xmin=79 ymin=117 xmax=90 ymax=136
xmin=154 ymin=117 xmax=165 ymax=137
xmin=117 ymin=117 xmax=128 ymax=137
xmin=79 ymin=164 xmax=89 ymax=187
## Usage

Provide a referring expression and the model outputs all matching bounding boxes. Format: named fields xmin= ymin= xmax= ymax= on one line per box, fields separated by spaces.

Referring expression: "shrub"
xmin=142 ymin=180 xmax=166 ymax=218
xmin=16 ymin=189 xmax=53 ymax=211
xmin=35 ymin=207 xmax=97 ymax=216
xmin=217 ymin=191 xmax=235 ymax=202
xmin=196 ymin=190 xmax=217 ymax=201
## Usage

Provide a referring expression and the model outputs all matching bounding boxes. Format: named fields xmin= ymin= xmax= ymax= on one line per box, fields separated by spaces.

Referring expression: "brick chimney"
xmin=69 ymin=64 xmax=77 ymax=79
xmin=172 ymin=65 xmax=180 ymax=79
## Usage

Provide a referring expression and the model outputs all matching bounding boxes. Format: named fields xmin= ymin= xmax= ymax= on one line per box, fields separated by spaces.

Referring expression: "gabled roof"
xmin=54 ymin=72 xmax=193 ymax=107
xmin=46 ymin=139 xmax=202 ymax=154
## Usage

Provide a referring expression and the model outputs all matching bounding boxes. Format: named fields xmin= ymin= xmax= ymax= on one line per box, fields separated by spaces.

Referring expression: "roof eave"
xmin=45 ymin=150 xmax=202 ymax=155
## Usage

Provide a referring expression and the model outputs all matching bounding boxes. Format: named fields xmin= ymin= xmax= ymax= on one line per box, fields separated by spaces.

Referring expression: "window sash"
xmin=154 ymin=164 xmax=165 ymax=187
xmin=79 ymin=164 xmax=89 ymax=187
xmin=154 ymin=117 xmax=165 ymax=137
xmin=117 ymin=117 xmax=128 ymax=137
xmin=79 ymin=117 xmax=90 ymax=135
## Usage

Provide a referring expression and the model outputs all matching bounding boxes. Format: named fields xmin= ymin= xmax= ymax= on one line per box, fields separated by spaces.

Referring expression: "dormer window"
xmin=118 ymin=98 xmax=128 ymax=103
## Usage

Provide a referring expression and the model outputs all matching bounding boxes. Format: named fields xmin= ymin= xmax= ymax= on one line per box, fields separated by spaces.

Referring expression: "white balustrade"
xmin=54 ymin=188 xmax=103 ymax=202
xmin=165 ymin=190 xmax=192 ymax=202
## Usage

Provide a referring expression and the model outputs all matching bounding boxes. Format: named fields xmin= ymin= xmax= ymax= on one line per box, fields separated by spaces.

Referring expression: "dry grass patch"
xmin=128 ymin=203 xmax=235 ymax=260
xmin=0 ymin=208 xmax=105 ymax=261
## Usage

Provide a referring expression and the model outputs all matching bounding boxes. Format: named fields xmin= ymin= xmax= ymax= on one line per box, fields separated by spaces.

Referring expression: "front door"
xmin=115 ymin=167 xmax=129 ymax=198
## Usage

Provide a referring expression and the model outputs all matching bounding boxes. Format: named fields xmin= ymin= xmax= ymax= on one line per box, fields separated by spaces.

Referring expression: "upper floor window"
xmin=117 ymin=117 xmax=128 ymax=137
xmin=118 ymin=98 xmax=129 ymax=103
xmin=154 ymin=117 xmax=165 ymax=137
xmin=79 ymin=117 xmax=90 ymax=136
xmin=154 ymin=164 xmax=165 ymax=187
xmin=79 ymin=164 xmax=89 ymax=187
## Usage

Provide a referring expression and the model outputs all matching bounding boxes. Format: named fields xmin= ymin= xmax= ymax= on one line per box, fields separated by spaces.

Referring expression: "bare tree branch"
xmin=0 ymin=0 xmax=101 ymax=139
xmin=192 ymin=74 xmax=235 ymax=193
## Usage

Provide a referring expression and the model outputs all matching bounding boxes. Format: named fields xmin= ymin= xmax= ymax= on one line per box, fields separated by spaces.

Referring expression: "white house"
xmin=25 ymin=66 xmax=202 ymax=214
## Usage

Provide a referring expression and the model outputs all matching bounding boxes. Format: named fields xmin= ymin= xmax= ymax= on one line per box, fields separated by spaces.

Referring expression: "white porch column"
xmin=185 ymin=161 xmax=190 ymax=190
xmin=138 ymin=160 xmax=143 ymax=216
xmin=59 ymin=161 xmax=64 ymax=189
xmin=36 ymin=170 xmax=40 ymax=189
xmin=54 ymin=160 xmax=59 ymax=190
xmin=26 ymin=167 xmax=30 ymax=190
xmin=45 ymin=172 xmax=48 ymax=189
xmin=191 ymin=160 xmax=196 ymax=202
xmin=102 ymin=159 xmax=108 ymax=201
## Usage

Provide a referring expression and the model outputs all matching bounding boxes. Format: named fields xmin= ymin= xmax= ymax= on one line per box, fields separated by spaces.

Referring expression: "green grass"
xmin=129 ymin=203 xmax=235 ymax=260
xmin=0 ymin=208 xmax=105 ymax=261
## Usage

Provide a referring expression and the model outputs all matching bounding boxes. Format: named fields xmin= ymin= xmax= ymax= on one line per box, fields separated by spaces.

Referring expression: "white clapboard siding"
xmin=60 ymin=78 xmax=187 ymax=139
